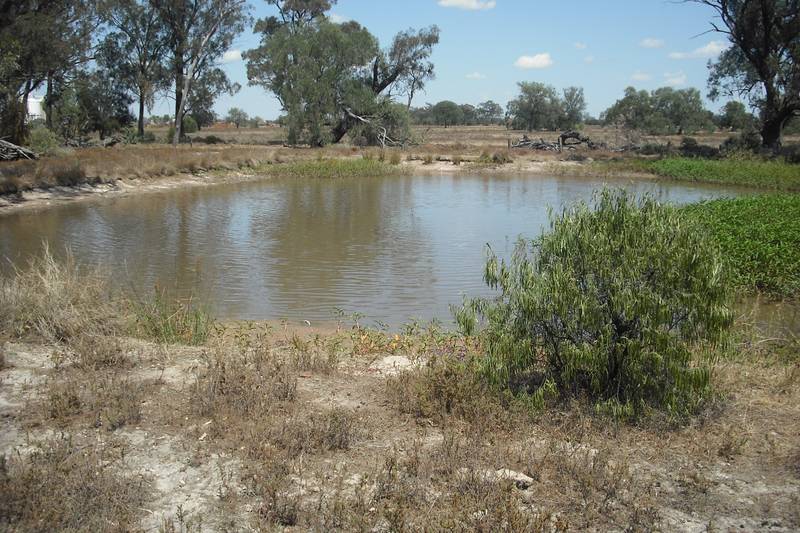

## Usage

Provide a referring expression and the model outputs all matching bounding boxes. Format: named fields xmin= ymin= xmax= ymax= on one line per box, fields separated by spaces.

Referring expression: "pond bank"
xmin=0 ymin=156 xmax=635 ymax=216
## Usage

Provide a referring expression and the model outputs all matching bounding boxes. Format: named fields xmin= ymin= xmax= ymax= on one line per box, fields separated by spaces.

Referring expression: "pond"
xmin=0 ymin=173 xmax=747 ymax=327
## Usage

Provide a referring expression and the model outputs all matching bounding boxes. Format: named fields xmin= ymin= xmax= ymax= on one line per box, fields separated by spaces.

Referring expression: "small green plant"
xmin=456 ymin=189 xmax=734 ymax=420
xmin=452 ymin=155 xmax=462 ymax=166
xmin=389 ymin=151 xmax=402 ymax=165
xmin=422 ymin=154 xmax=433 ymax=165
xmin=132 ymin=288 xmax=213 ymax=345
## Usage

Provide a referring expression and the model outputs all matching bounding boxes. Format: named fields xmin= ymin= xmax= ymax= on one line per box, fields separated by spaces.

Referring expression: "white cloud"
xmin=583 ymin=55 xmax=595 ymax=64
xmin=514 ymin=53 xmax=553 ymax=69
xmin=221 ymin=50 xmax=242 ymax=63
xmin=438 ymin=0 xmax=496 ymax=10
xmin=466 ymin=72 xmax=486 ymax=80
xmin=631 ymin=71 xmax=652 ymax=82
xmin=574 ymin=42 xmax=587 ymax=50
xmin=640 ymin=38 xmax=665 ymax=49
xmin=664 ymin=71 xmax=688 ymax=86
xmin=669 ymin=40 xmax=729 ymax=59
xmin=329 ymin=13 xmax=350 ymax=23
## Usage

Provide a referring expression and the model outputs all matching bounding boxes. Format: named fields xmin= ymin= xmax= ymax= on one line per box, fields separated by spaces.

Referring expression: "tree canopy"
xmin=602 ymin=86 xmax=713 ymax=135
xmin=245 ymin=0 xmax=438 ymax=146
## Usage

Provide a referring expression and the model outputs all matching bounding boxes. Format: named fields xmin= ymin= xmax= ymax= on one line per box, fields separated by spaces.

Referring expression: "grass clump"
xmin=132 ymin=288 xmax=213 ymax=345
xmin=456 ymin=189 xmax=734 ymax=421
xmin=260 ymin=158 xmax=404 ymax=179
xmin=649 ymin=157 xmax=800 ymax=190
xmin=682 ymin=194 xmax=800 ymax=297
xmin=477 ymin=150 xmax=513 ymax=165
xmin=0 ymin=436 xmax=148 ymax=531
xmin=0 ymin=248 xmax=118 ymax=342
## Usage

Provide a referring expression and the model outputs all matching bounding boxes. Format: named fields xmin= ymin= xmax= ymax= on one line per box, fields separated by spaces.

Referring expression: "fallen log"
xmin=511 ymin=131 xmax=607 ymax=152
xmin=0 ymin=139 xmax=38 ymax=161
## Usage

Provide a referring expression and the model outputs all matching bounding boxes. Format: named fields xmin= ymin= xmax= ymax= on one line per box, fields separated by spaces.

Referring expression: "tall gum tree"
xmin=150 ymin=0 xmax=250 ymax=145
xmin=99 ymin=0 xmax=169 ymax=137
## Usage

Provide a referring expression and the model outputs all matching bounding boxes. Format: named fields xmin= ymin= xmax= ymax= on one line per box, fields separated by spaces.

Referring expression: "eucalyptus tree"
xmin=245 ymin=0 xmax=439 ymax=145
xmin=561 ymin=86 xmax=586 ymax=129
xmin=506 ymin=82 xmax=564 ymax=131
xmin=226 ymin=107 xmax=248 ymax=128
xmin=477 ymin=100 xmax=503 ymax=125
xmin=150 ymin=0 xmax=250 ymax=144
xmin=690 ymin=0 xmax=800 ymax=149
xmin=99 ymin=0 xmax=170 ymax=137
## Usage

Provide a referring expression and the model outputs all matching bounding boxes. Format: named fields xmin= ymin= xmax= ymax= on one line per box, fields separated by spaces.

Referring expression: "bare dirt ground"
xmin=1 ymin=319 xmax=798 ymax=532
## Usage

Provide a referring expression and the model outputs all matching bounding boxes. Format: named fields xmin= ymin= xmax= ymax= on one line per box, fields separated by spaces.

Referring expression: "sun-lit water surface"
xmin=0 ymin=173 xmax=748 ymax=326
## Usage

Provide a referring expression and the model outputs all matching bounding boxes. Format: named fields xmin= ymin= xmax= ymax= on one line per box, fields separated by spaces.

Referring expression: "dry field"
xmin=0 ymin=254 xmax=798 ymax=531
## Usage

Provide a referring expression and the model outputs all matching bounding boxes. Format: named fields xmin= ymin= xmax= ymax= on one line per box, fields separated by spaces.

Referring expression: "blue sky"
xmin=164 ymin=0 xmax=733 ymax=120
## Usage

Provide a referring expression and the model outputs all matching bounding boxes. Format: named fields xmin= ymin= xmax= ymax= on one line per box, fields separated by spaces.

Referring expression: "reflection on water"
xmin=0 ymin=174 xmax=747 ymax=326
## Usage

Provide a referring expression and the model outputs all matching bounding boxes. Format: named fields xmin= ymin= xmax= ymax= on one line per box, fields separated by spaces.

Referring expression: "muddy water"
xmin=0 ymin=174 xmax=749 ymax=326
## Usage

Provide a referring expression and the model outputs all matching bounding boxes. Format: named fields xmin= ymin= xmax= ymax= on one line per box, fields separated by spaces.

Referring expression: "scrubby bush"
xmin=182 ymin=115 xmax=199 ymax=134
xmin=456 ymin=189 xmax=733 ymax=420
xmin=679 ymin=137 xmax=718 ymax=158
xmin=27 ymin=126 xmax=62 ymax=156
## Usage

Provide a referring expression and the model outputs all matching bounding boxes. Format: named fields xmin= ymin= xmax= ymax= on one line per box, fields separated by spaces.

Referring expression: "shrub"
xmin=456 ymin=189 xmax=733 ymax=420
xmin=422 ymin=154 xmax=434 ymax=165
xmin=389 ymin=151 xmax=402 ymax=165
xmin=182 ymin=115 xmax=199 ymax=134
xmin=679 ymin=137 xmax=718 ymax=158
xmin=27 ymin=126 xmax=62 ymax=156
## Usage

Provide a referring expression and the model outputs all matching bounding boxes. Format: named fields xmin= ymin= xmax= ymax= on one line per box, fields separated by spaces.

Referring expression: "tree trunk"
xmin=330 ymin=118 xmax=350 ymax=143
xmin=137 ymin=90 xmax=145 ymax=138
xmin=45 ymin=75 xmax=53 ymax=129
xmin=760 ymin=112 xmax=789 ymax=152
xmin=173 ymin=48 xmax=184 ymax=146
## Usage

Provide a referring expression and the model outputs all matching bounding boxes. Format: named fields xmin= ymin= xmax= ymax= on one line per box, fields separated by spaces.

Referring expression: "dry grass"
xmin=44 ymin=372 xmax=143 ymax=431
xmin=0 ymin=436 xmax=148 ymax=531
xmin=0 ymin=247 xmax=119 ymax=343
xmin=0 ymin=144 xmax=274 ymax=194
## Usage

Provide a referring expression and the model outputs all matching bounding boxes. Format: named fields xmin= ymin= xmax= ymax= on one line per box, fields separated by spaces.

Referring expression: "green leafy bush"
xmin=456 ymin=189 xmax=733 ymax=420
xmin=182 ymin=115 xmax=199 ymax=134
xmin=683 ymin=194 xmax=800 ymax=297
xmin=27 ymin=126 xmax=62 ymax=156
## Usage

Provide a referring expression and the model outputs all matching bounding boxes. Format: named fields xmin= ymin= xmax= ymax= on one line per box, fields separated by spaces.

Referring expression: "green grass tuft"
xmin=132 ymin=289 xmax=213 ymax=346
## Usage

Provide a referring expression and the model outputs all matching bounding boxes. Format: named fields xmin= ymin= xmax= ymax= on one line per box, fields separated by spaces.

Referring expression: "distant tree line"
xmin=412 ymin=83 xmax=761 ymax=138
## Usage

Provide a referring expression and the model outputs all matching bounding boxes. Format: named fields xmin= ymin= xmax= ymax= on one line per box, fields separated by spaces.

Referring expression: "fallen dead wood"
xmin=0 ymin=139 xmax=38 ymax=161
xmin=511 ymin=130 xmax=607 ymax=152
